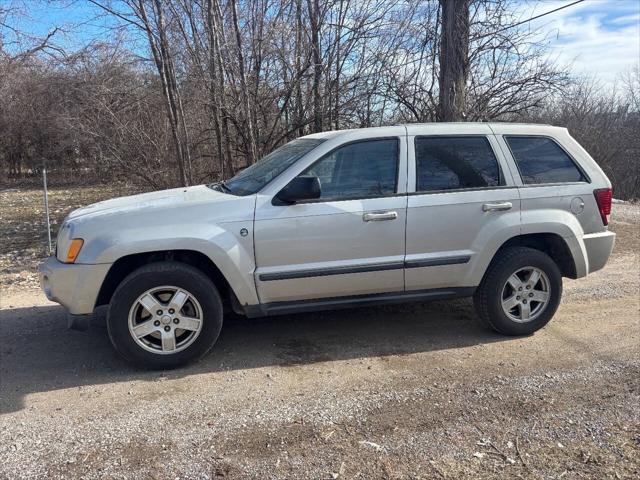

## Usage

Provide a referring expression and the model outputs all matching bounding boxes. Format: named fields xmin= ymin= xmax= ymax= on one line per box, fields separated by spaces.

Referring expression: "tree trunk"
xmin=205 ymin=0 xmax=227 ymax=179
xmin=438 ymin=0 xmax=470 ymax=122
xmin=230 ymin=0 xmax=258 ymax=165
xmin=308 ymin=0 xmax=323 ymax=133
xmin=139 ymin=0 xmax=191 ymax=186
xmin=295 ymin=0 xmax=305 ymax=137
xmin=210 ymin=0 xmax=235 ymax=175
xmin=333 ymin=0 xmax=347 ymax=130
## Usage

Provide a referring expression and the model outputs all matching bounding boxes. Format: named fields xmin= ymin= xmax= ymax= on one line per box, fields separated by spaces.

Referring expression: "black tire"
xmin=473 ymin=247 xmax=562 ymax=335
xmin=107 ymin=261 xmax=223 ymax=369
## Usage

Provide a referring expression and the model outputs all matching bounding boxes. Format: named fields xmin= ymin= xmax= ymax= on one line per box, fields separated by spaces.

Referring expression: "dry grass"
xmin=0 ymin=184 xmax=145 ymax=289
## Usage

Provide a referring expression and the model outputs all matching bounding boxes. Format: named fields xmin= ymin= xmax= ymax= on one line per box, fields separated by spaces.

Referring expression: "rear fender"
xmin=465 ymin=209 xmax=588 ymax=285
xmin=520 ymin=209 xmax=588 ymax=278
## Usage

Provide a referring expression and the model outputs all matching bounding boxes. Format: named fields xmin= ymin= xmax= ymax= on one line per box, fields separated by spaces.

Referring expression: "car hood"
xmin=67 ymin=185 xmax=229 ymax=221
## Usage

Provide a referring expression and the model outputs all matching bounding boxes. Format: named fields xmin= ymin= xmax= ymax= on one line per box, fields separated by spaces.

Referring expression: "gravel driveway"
xmin=1 ymin=192 xmax=638 ymax=479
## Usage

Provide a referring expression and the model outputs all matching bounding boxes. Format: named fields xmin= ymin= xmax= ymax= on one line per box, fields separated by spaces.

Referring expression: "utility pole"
xmin=438 ymin=0 xmax=471 ymax=122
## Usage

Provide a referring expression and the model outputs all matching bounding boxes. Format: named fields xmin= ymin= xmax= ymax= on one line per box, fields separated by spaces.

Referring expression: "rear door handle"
xmin=363 ymin=211 xmax=398 ymax=222
xmin=482 ymin=202 xmax=512 ymax=212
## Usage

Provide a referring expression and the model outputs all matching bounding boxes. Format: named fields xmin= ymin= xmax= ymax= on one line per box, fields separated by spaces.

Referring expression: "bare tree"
xmin=88 ymin=0 xmax=193 ymax=186
xmin=6 ymin=0 xmax=635 ymax=200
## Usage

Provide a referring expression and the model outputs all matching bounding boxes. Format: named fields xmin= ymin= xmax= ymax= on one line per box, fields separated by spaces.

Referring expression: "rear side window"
xmin=505 ymin=136 xmax=586 ymax=184
xmin=415 ymin=136 xmax=502 ymax=192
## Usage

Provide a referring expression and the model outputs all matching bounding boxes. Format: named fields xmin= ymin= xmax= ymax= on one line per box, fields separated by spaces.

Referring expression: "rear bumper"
xmin=38 ymin=256 xmax=111 ymax=315
xmin=583 ymin=230 xmax=616 ymax=274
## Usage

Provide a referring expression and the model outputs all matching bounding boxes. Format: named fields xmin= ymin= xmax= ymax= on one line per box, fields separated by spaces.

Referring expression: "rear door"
xmin=253 ymin=130 xmax=408 ymax=304
xmin=404 ymin=125 xmax=521 ymax=291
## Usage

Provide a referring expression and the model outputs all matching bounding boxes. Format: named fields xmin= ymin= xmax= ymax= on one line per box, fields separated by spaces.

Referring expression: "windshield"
xmin=224 ymin=138 xmax=326 ymax=196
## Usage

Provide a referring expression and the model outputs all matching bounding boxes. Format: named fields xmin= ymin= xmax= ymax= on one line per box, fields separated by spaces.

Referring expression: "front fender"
xmin=78 ymin=221 xmax=259 ymax=307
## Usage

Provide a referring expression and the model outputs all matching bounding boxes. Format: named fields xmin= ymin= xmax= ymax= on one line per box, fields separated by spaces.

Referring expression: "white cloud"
xmin=514 ymin=0 xmax=640 ymax=88
xmin=609 ymin=12 xmax=640 ymax=25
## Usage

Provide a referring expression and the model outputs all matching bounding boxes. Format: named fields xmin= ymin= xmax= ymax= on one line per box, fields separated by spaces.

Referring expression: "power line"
xmin=491 ymin=0 xmax=586 ymax=36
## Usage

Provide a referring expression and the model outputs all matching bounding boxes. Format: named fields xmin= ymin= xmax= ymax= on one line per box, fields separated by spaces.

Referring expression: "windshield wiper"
xmin=209 ymin=181 xmax=233 ymax=194
xmin=219 ymin=181 xmax=233 ymax=193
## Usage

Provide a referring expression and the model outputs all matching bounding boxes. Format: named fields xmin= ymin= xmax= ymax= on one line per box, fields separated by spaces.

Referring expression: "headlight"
xmin=65 ymin=239 xmax=84 ymax=263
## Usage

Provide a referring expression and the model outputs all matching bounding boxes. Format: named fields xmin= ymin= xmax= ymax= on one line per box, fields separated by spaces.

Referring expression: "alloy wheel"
xmin=500 ymin=266 xmax=550 ymax=323
xmin=128 ymin=286 xmax=204 ymax=355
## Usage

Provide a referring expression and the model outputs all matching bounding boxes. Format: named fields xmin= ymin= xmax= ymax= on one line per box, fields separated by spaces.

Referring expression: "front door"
xmin=254 ymin=136 xmax=408 ymax=304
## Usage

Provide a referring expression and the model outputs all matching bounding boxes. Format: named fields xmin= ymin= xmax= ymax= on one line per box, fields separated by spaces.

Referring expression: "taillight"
xmin=593 ymin=188 xmax=612 ymax=226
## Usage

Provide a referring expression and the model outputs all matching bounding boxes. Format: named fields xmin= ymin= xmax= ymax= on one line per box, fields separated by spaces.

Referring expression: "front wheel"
xmin=474 ymin=247 xmax=562 ymax=335
xmin=107 ymin=261 xmax=223 ymax=369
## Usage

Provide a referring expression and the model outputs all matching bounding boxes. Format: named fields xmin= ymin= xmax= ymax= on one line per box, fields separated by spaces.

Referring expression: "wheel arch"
xmin=95 ymin=250 xmax=238 ymax=309
xmin=492 ymin=233 xmax=578 ymax=279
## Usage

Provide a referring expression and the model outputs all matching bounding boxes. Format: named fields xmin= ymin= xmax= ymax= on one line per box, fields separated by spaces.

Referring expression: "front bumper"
xmin=583 ymin=230 xmax=616 ymax=274
xmin=38 ymin=256 xmax=111 ymax=316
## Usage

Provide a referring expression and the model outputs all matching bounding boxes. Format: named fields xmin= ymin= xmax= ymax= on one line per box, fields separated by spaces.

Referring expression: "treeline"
xmin=0 ymin=0 xmax=638 ymax=199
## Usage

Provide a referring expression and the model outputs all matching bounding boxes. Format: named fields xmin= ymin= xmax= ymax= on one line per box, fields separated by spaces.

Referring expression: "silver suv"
xmin=39 ymin=123 xmax=615 ymax=368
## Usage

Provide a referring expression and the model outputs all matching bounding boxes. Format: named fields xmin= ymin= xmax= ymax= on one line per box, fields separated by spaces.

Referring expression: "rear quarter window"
xmin=505 ymin=136 xmax=587 ymax=185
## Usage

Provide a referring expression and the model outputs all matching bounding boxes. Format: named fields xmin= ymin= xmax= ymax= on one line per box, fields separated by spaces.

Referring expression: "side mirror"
xmin=275 ymin=176 xmax=321 ymax=205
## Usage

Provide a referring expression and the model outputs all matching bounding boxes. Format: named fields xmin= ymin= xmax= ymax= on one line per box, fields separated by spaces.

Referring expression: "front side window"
xmin=299 ymin=138 xmax=399 ymax=201
xmin=415 ymin=136 xmax=502 ymax=192
xmin=505 ymin=136 xmax=586 ymax=184
xmin=224 ymin=138 xmax=325 ymax=195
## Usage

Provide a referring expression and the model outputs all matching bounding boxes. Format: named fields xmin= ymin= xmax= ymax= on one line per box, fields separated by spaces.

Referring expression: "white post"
xmin=43 ymin=166 xmax=52 ymax=255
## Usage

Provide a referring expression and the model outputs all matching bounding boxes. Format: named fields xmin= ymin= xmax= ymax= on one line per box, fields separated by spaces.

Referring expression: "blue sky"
xmin=4 ymin=0 xmax=639 ymax=88
xmin=517 ymin=0 xmax=639 ymax=86
xmin=1 ymin=0 xmax=138 ymax=51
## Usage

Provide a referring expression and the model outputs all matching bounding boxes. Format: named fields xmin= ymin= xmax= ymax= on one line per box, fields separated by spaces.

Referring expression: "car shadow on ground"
xmin=0 ymin=298 xmax=507 ymax=414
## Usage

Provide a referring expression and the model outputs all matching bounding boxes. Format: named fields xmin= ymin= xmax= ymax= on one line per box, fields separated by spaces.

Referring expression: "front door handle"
xmin=482 ymin=202 xmax=513 ymax=212
xmin=363 ymin=211 xmax=398 ymax=222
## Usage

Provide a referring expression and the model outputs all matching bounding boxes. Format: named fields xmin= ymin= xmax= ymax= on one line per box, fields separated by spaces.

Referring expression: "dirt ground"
xmin=0 ymin=186 xmax=638 ymax=479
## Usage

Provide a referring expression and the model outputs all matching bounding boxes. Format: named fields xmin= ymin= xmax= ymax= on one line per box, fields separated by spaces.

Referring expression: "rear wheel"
xmin=474 ymin=247 xmax=562 ymax=335
xmin=107 ymin=261 xmax=223 ymax=369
